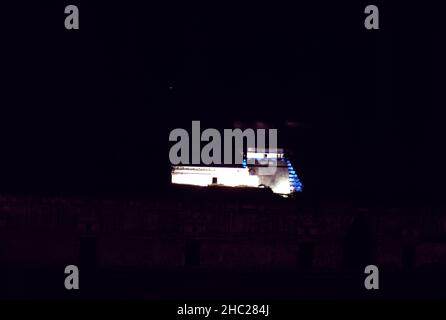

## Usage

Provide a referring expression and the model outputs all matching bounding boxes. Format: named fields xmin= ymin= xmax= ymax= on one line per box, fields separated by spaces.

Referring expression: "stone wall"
xmin=1 ymin=194 xmax=446 ymax=270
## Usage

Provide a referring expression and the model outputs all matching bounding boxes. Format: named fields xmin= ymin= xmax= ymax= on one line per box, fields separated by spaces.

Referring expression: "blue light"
xmin=286 ymin=158 xmax=303 ymax=193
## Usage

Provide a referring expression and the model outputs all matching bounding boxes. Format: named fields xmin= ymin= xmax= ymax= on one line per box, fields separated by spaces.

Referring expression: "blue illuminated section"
xmin=286 ymin=159 xmax=303 ymax=193
xmin=242 ymin=158 xmax=247 ymax=168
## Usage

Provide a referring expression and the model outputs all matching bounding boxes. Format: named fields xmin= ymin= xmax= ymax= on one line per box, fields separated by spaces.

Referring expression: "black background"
xmin=1 ymin=1 xmax=442 ymax=199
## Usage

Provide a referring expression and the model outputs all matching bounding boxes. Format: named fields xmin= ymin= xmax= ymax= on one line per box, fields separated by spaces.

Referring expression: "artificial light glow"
xmin=171 ymin=156 xmax=303 ymax=195
xmin=172 ymin=166 xmax=259 ymax=188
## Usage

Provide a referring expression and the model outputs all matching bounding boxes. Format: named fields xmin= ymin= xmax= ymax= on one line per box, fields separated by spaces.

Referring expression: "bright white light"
xmin=171 ymin=165 xmax=295 ymax=195
xmin=172 ymin=166 xmax=259 ymax=188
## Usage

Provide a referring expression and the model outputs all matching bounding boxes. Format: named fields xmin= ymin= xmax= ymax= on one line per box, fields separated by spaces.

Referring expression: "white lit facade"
xmin=171 ymin=148 xmax=303 ymax=195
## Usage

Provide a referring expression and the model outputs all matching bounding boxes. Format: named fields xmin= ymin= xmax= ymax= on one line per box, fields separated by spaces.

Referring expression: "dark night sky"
xmin=1 ymin=1 xmax=442 ymax=197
